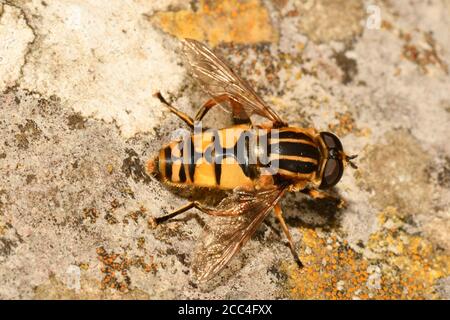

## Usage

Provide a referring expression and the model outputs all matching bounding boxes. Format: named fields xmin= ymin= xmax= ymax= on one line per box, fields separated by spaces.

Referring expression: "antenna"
xmin=345 ymin=154 xmax=358 ymax=169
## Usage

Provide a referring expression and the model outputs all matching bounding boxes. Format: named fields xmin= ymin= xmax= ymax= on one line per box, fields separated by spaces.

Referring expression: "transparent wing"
xmin=192 ymin=186 xmax=287 ymax=282
xmin=182 ymin=38 xmax=287 ymax=127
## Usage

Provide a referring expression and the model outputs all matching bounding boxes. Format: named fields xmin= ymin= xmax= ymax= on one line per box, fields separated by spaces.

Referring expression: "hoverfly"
xmin=147 ymin=39 xmax=357 ymax=282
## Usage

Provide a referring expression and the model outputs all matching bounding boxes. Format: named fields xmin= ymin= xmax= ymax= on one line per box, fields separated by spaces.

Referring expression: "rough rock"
xmin=0 ymin=0 xmax=449 ymax=299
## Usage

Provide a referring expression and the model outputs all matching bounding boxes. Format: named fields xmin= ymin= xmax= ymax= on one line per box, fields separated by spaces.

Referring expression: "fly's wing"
xmin=182 ymin=38 xmax=287 ymax=127
xmin=192 ymin=186 xmax=287 ymax=282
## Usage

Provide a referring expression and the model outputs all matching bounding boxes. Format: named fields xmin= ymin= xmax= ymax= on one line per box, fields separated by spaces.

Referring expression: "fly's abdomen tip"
xmin=146 ymin=157 xmax=158 ymax=176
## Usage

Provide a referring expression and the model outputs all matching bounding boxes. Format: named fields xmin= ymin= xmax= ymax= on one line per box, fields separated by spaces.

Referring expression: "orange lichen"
xmin=284 ymin=229 xmax=369 ymax=300
xmin=83 ymin=207 xmax=99 ymax=223
xmin=366 ymin=207 xmax=450 ymax=299
xmin=284 ymin=207 xmax=450 ymax=299
xmin=122 ymin=206 xmax=147 ymax=224
xmin=402 ymin=32 xmax=448 ymax=74
xmin=149 ymin=0 xmax=277 ymax=46
xmin=328 ymin=111 xmax=371 ymax=137
xmin=96 ymin=247 xmax=157 ymax=293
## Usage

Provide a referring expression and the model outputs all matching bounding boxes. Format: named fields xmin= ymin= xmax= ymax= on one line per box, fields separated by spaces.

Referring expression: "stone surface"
xmin=0 ymin=0 xmax=449 ymax=299
xmin=150 ymin=0 xmax=277 ymax=46
xmin=0 ymin=3 xmax=34 ymax=91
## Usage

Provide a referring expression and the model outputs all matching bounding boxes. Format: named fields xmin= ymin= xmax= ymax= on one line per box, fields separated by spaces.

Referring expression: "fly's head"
xmin=318 ymin=132 xmax=357 ymax=189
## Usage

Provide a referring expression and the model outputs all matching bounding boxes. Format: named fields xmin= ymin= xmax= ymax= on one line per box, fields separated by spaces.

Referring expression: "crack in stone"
xmin=0 ymin=3 xmax=5 ymax=20
xmin=3 ymin=1 xmax=38 ymax=90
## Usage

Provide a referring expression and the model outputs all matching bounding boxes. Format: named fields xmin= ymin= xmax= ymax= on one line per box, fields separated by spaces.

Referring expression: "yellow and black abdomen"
xmin=147 ymin=126 xmax=321 ymax=190
xmin=148 ymin=126 xmax=257 ymax=190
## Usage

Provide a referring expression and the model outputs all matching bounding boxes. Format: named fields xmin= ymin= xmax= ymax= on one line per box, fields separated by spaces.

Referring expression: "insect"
xmin=147 ymin=39 xmax=357 ymax=282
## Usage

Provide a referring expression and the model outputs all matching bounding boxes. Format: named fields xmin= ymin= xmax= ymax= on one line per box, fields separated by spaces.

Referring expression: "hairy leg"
xmin=195 ymin=94 xmax=250 ymax=123
xmin=154 ymin=92 xmax=194 ymax=129
xmin=302 ymin=188 xmax=346 ymax=208
xmin=274 ymin=203 xmax=304 ymax=268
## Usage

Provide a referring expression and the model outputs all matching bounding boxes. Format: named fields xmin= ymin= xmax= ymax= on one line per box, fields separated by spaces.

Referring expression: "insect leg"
xmin=195 ymin=94 xmax=228 ymax=121
xmin=273 ymin=203 xmax=304 ymax=268
xmin=195 ymin=94 xmax=250 ymax=123
xmin=149 ymin=201 xmax=207 ymax=228
xmin=301 ymin=188 xmax=346 ymax=208
xmin=154 ymin=92 xmax=194 ymax=129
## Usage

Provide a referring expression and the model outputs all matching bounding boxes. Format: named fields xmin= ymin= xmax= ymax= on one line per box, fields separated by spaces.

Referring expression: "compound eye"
xmin=320 ymin=132 xmax=343 ymax=151
xmin=319 ymin=158 xmax=344 ymax=189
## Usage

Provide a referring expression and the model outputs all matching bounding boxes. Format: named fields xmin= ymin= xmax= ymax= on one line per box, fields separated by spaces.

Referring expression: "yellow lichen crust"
xmin=284 ymin=207 xmax=450 ymax=300
xmin=366 ymin=207 xmax=450 ymax=299
xmin=150 ymin=0 xmax=277 ymax=46
xmin=284 ymin=229 xmax=369 ymax=300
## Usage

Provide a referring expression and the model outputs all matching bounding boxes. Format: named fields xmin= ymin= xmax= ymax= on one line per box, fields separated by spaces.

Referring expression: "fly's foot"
xmin=148 ymin=217 xmax=158 ymax=229
xmin=294 ymin=254 xmax=304 ymax=269
xmin=337 ymin=198 xmax=347 ymax=209
xmin=302 ymin=188 xmax=345 ymax=208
